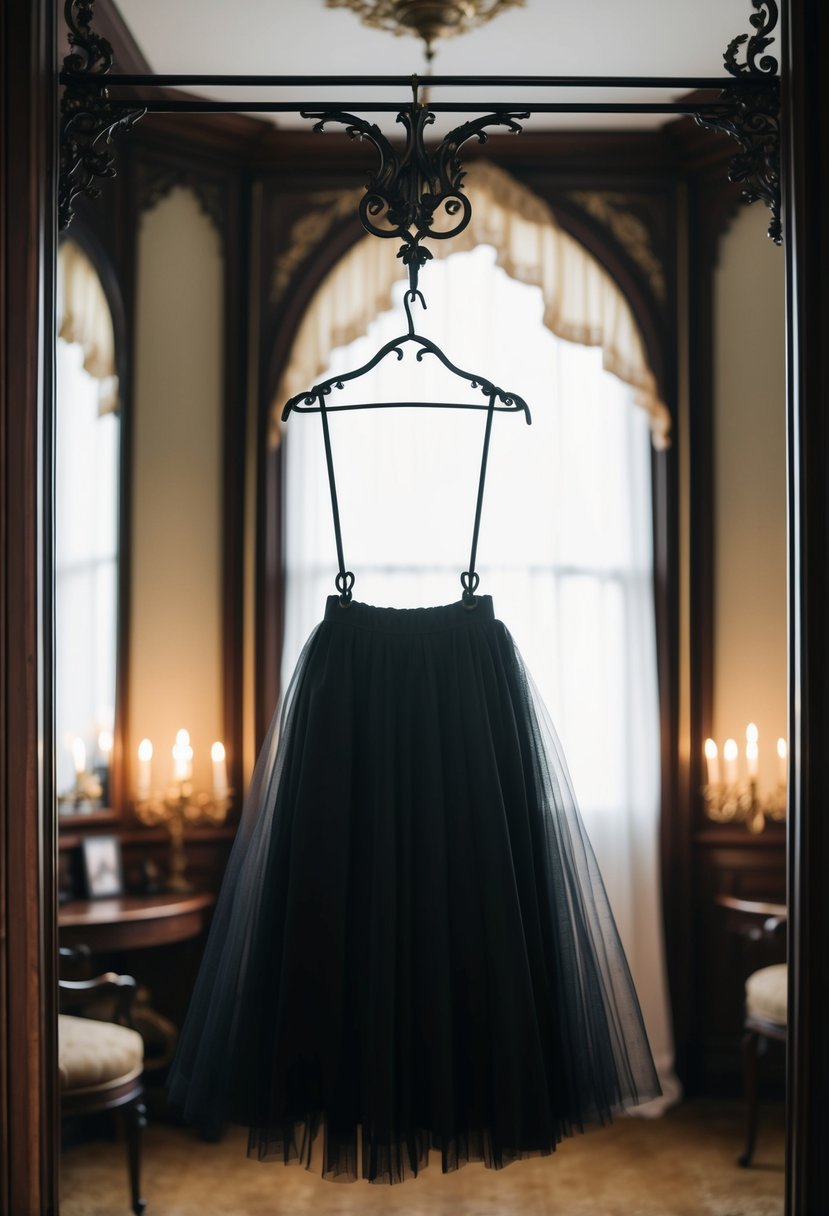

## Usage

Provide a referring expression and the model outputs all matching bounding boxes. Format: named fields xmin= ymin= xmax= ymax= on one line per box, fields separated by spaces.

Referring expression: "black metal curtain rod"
xmin=99 ymin=99 xmax=737 ymax=116
xmin=61 ymin=72 xmax=764 ymax=90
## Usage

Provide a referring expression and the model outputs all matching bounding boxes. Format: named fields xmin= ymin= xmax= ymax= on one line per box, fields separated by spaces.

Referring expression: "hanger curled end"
xmin=403 ymin=287 xmax=427 ymax=335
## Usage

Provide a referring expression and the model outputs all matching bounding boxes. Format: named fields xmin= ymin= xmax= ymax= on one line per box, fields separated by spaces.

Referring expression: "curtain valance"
xmin=272 ymin=160 xmax=670 ymax=449
xmin=57 ymin=241 xmax=119 ymax=414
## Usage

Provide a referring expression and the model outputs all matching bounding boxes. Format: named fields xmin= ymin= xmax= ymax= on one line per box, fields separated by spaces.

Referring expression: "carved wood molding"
xmin=270 ymin=188 xmax=363 ymax=305
xmin=135 ymin=160 xmax=225 ymax=245
xmin=564 ymin=190 xmax=668 ymax=305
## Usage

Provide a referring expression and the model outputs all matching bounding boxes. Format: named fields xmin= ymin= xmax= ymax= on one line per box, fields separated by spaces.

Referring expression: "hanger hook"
xmin=403 ymin=287 xmax=426 ymax=335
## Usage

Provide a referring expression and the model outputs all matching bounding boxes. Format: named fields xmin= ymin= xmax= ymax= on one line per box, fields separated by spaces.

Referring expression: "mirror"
xmin=52 ymin=4 xmax=789 ymax=1213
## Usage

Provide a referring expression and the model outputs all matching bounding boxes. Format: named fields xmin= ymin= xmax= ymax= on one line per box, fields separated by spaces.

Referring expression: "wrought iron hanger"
xmin=281 ymin=287 xmax=532 ymax=423
xmin=282 ymin=284 xmax=530 ymax=610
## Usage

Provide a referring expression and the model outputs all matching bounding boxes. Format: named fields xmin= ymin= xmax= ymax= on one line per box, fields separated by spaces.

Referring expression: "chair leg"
xmin=123 ymin=1097 xmax=147 ymax=1215
xmin=738 ymin=1029 xmax=760 ymax=1167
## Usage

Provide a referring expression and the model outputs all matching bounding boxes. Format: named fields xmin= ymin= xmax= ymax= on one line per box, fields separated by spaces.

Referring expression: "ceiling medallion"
xmin=325 ymin=0 xmax=525 ymax=62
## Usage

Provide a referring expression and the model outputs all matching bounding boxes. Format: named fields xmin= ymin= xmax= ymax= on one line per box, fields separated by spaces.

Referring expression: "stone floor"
xmin=61 ymin=1099 xmax=785 ymax=1216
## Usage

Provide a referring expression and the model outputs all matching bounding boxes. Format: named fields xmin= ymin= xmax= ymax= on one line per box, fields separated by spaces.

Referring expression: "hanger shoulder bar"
xmin=285 ymin=398 xmax=531 ymax=420
xmin=282 ymin=331 xmax=532 ymax=424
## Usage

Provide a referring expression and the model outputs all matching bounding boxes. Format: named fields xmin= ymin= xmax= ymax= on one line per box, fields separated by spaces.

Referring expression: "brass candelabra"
xmin=703 ymin=777 xmax=787 ymax=834
xmin=134 ymin=780 xmax=231 ymax=893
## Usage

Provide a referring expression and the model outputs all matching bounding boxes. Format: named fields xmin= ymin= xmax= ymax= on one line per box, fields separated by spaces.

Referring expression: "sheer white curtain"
xmin=282 ymin=245 xmax=679 ymax=1113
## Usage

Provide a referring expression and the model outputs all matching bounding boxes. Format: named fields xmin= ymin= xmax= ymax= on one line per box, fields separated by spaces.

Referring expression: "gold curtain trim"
xmin=57 ymin=242 xmax=119 ymax=414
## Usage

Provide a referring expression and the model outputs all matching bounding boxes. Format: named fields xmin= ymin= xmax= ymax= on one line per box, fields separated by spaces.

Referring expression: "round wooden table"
xmin=59 ymin=892 xmax=215 ymax=952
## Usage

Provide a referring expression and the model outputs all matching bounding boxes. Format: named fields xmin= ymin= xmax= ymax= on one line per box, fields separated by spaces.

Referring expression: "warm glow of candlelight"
xmin=137 ymin=738 xmax=153 ymax=798
xmin=723 ymin=738 xmax=739 ymax=786
xmin=98 ymin=729 xmax=113 ymax=757
xmin=777 ymin=737 xmax=788 ymax=786
xmin=745 ymin=722 xmax=759 ymax=779
xmin=71 ymin=737 xmax=86 ymax=777
xmin=172 ymin=727 xmax=194 ymax=782
xmin=211 ymin=741 xmax=229 ymax=799
xmin=704 ymin=738 xmax=720 ymax=786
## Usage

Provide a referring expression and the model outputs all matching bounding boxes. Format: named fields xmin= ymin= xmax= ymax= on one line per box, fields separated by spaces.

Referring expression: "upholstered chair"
xmin=59 ymin=956 xmax=147 ymax=1215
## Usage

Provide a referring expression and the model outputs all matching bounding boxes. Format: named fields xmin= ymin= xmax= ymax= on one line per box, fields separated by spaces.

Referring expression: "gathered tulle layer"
xmin=167 ymin=595 xmax=660 ymax=1183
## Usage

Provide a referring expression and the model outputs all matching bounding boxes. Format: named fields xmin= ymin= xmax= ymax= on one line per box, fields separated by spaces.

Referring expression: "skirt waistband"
xmin=324 ymin=595 xmax=495 ymax=633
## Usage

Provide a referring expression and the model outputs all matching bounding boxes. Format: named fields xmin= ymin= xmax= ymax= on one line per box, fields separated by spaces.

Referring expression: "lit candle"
xmin=745 ymin=722 xmax=759 ymax=780
xmin=98 ymin=729 xmax=113 ymax=765
xmin=172 ymin=728 xmax=193 ymax=782
xmin=137 ymin=738 xmax=153 ymax=798
xmin=704 ymin=738 xmax=720 ymax=786
xmin=211 ymin=741 xmax=228 ymax=799
xmin=723 ymin=738 xmax=739 ymax=786
xmin=777 ymin=737 xmax=788 ymax=786
xmin=71 ymin=737 xmax=86 ymax=778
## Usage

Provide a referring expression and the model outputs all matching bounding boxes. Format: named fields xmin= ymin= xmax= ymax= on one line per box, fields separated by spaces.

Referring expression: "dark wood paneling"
xmin=0 ymin=1 xmax=59 ymax=1211
xmin=784 ymin=1 xmax=829 ymax=1212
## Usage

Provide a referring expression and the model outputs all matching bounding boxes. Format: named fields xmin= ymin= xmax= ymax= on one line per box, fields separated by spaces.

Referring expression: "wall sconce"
xmin=133 ymin=730 xmax=232 ymax=892
xmin=703 ymin=724 xmax=787 ymax=834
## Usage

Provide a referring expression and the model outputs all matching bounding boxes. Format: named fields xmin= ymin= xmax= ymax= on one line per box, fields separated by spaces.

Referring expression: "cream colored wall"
xmin=130 ymin=187 xmax=224 ymax=795
xmin=712 ymin=204 xmax=787 ymax=789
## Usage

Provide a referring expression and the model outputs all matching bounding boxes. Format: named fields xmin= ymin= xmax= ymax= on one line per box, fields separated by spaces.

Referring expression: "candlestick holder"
xmin=134 ymin=781 xmax=232 ymax=893
xmin=703 ymin=778 xmax=787 ymax=834
xmin=58 ymin=770 xmax=104 ymax=815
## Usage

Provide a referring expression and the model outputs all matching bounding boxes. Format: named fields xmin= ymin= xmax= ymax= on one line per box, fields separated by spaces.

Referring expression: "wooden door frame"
xmin=1 ymin=1 xmax=59 ymax=1213
xmin=1 ymin=1 xmax=828 ymax=1212
xmin=783 ymin=1 xmax=829 ymax=1210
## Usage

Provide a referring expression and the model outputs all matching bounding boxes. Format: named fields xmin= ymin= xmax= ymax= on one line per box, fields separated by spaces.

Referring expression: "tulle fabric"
xmin=167 ymin=595 xmax=660 ymax=1183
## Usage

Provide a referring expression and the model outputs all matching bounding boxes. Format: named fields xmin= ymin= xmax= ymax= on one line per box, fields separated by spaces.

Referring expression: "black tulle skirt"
xmin=167 ymin=595 xmax=660 ymax=1184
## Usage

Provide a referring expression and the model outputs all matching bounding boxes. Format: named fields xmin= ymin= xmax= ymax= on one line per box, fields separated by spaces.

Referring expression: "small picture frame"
xmin=81 ymin=835 xmax=124 ymax=899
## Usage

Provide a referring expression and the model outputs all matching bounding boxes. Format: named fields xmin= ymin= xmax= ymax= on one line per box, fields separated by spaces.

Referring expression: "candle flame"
xmin=98 ymin=729 xmax=113 ymax=754
xmin=723 ymin=738 xmax=739 ymax=761
xmin=71 ymin=737 xmax=86 ymax=773
xmin=746 ymin=722 xmax=759 ymax=745
xmin=211 ymin=741 xmax=226 ymax=762
xmin=138 ymin=738 xmax=153 ymax=762
xmin=704 ymin=738 xmax=718 ymax=759
xmin=175 ymin=728 xmax=191 ymax=748
xmin=777 ymin=737 xmax=787 ymax=759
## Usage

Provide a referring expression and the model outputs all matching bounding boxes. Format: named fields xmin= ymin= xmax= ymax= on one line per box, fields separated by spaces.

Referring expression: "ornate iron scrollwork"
xmin=301 ymin=94 xmax=527 ymax=292
xmin=694 ymin=0 xmax=781 ymax=244
xmin=59 ymin=0 xmax=145 ymax=230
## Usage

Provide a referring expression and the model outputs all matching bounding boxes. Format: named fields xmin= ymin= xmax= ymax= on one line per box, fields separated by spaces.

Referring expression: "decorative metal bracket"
xmin=694 ymin=0 xmax=781 ymax=244
xmin=59 ymin=0 xmax=145 ymax=231
xmin=302 ymin=84 xmax=527 ymax=294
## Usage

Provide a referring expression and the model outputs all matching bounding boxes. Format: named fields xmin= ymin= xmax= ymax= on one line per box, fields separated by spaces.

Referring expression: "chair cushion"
xmin=58 ymin=1014 xmax=144 ymax=1092
xmin=745 ymin=963 xmax=788 ymax=1027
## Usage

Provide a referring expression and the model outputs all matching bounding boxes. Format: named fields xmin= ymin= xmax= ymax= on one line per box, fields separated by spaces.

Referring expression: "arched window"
xmin=282 ymin=245 xmax=657 ymax=827
xmin=278 ymin=206 xmax=678 ymax=1109
xmin=55 ymin=240 xmax=121 ymax=809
